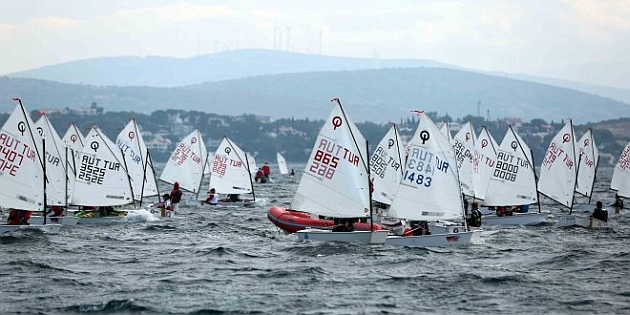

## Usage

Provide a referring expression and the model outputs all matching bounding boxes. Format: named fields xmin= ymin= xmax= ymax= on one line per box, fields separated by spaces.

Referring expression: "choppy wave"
xmin=1 ymin=167 xmax=629 ymax=314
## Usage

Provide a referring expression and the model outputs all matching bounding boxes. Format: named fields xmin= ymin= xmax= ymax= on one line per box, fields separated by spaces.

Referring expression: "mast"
xmin=120 ymin=148 xmax=136 ymax=209
xmin=133 ymin=119 xmax=148 ymax=207
xmin=43 ymin=138 xmax=47 ymax=225
xmin=244 ymin=152 xmax=256 ymax=201
xmin=366 ymin=140 xmax=374 ymax=231
xmin=146 ymin=149 xmax=161 ymax=203
xmin=64 ymin=147 xmax=69 ymax=208
xmin=195 ymin=151 xmax=211 ymax=201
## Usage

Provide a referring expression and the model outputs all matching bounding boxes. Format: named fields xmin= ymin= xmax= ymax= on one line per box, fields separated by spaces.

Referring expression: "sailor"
xmin=262 ymin=162 xmax=271 ymax=177
xmin=7 ymin=209 xmax=30 ymax=225
xmin=205 ymin=188 xmax=219 ymax=205
xmin=613 ymin=194 xmax=624 ymax=214
xmin=592 ymin=201 xmax=608 ymax=222
xmin=170 ymin=182 xmax=182 ymax=212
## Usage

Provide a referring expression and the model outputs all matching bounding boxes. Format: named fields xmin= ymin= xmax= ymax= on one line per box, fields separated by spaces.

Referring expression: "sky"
xmin=1 ymin=0 xmax=629 ymax=89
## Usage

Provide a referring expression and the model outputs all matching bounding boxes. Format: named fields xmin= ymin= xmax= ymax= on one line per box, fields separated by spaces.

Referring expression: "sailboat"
xmin=384 ymin=111 xmax=475 ymax=247
xmin=159 ymin=128 xmax=209 ymax=206
xmin=440 ymin=121 xmax=453 ymax=142
xmin=70 ymin=125 xmax=135 ymax=224
xmin=472 ymin=126 xmax=500 ymax=203
xmin=540 ymin=120 xmax=606 ymax=228
xmin=277 ymin=152 xmax=289 ymax=175
xmin=453 ymin=121 xmax=476 ymax=198
xmin=0 ymin=98 xmax=62 ymax=235
xmin=116 ymin=119 xmax=160 ymax=203
xmin=28 ymin=114 xmax=79 ymax=226
xmin=207 ymin=136 xmax=257 ymax=206
xmin=116 ymin=119 xmax=164 ymax=217
xmin=574 ymin=129 xmax=599 ymax=208
xmin=370 ymin=123 xmax=405 ymax=216
xmin=273 ymin=98 xmax=388 ymax=244
xmin=610 ymin=141 xmax=630 ymax=200
xmin=480 ymin=126 xmax=547 ymax=226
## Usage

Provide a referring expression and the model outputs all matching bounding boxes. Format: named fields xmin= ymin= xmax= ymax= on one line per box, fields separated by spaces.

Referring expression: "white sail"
xmin=0 ymin=101 xmax=44 ymax=211
xmin=116 ymin=119 xmax=159 ymax=201
xmin=290 ymin=99 xmax=370 ymax=218
xmin=159 ymin=129 xmax=208 ymax=194
xmin=483 ymin=126 xmax=538 ymax=206
xmin=277 ymin=152 xmax=289 ymax=175
xmin=34 ymin=114 xmax=69 ymax=206
xmin=611 ymin=141 xmax=630 ymax=198
xmin=71 ymin=126 xmax=133 ymax=206
xmin=452 ymin=121 xmax=476 ymax=196
xmin=538 ymin=120 xmax=577 ymax=208
xmin=204 ymin=152 xmax=214 ymax=175
xmin=61 ymin=123 xmax=84 ymax=201
xmin=209 ymin=137 xmax=254 ymax=195
xmin=472 ymin=126 xmax=499 ymax=200
xmin=388 ymin=111 xmax=464 ymax=221
xmin=62 ymin=123 xmax=85 ymax=150
xmin=439 ymin=121 xmax=452 ymax=142
xmin=247 ymin=153 xmax=257 ymax=178
xmin=575 ymin=129 xmax=599 ymax=197
xmin=369 ymin=123 xmax=405 ymax=205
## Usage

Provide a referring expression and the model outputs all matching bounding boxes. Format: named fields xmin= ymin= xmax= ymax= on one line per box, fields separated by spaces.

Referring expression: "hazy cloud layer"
xmin=2 ymin=0 xmax=629 ymax=88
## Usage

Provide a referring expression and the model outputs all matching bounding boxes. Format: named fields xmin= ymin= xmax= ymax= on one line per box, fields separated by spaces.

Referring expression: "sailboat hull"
xmin=482 ymin=212 xmax=548 ymax=226
xmin=385 ymin=231 xmax=475 ymax=247
xmin=557 ymin=215 xmax=607 ymax=228
xmin=296 ymin=229 xmax=389 ymax=244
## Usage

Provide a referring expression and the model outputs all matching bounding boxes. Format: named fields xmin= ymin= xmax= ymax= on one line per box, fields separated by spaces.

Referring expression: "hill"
xmin=5 ymin=49 xmax=452 ymax=87
xmin=7 ymin=48 xmax=630 ymax=106
xmin=2 ymin=68 xmax=629 ymax=124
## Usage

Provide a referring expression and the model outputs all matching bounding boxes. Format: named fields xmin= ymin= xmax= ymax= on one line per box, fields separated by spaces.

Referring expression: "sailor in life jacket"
xmin=592 ymin=201 xmax=608 ymax=222
xmin=157 ymin=193 xmax=173 ymax=217
xmin=205 ymin=188 xmax=219 ymax=205
xmin=7 ymin=209 xmax=31 ymax=225
xmin=169 ymin=182 xmax=182 ymax=212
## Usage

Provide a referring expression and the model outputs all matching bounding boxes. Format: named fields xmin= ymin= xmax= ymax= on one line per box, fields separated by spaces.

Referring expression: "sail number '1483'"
xmin=404 ymin=171 xmax=432 ymax=187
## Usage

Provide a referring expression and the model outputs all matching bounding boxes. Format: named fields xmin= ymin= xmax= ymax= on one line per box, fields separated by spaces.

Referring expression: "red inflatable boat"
xmin=267 ymin=206 xmax=382 ymax=234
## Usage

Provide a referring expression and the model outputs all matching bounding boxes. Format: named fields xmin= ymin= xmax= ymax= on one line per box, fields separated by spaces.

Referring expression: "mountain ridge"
xmin=2 ymin=67 xmax=629 ymax=125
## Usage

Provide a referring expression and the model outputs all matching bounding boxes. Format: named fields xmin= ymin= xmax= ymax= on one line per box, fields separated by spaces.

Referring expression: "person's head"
xmin=596 ymin=201 xmax=603 ymax=208
xmin=472 ymin=201 xmax=479 ymax=208
xmin=162 ymin=193 xmax=170 ymax=200
xmin=173 ymin=182 xmax=180 ymax=190
xmin=616 ymin=193 xmax=620 ymax=199
xmin=209 ymin=188 xmax=215 ymax=193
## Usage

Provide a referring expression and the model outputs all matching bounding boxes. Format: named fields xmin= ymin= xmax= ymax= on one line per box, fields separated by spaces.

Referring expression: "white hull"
xmin=296 ymin=229 xmax=389 ymax=244
xmin=28 ymin=215 xmax=79 ymax=226
xmin=386 ymin=231 xmax=474 ymax=247
xmin=482 ymin=212 xmax=548 ymax=226
xmin=557 ymin=215 xmax=607 ymax=229
xmin=429 ymin=221 xmax=467 ymax=234
xmin=189 ymin=197 xmax=257 ymax=208
xmin=147 ymin=208 xmax=175 ymax=219
xmin=0 ymin=224 xmax=62 ymax=235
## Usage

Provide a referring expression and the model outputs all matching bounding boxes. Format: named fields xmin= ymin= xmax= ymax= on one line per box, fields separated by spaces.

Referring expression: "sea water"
xmin=0 ymin=167 xmax=629 ymax=314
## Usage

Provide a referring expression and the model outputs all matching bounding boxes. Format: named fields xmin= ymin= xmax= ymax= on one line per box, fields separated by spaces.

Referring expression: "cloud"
xmin=114 ymin=2 xmax=284 ymax=23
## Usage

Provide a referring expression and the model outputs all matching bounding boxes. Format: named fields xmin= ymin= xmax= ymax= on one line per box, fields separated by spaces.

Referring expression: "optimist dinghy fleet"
xmin=1 ymin=97 xmax=627 ymax=245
